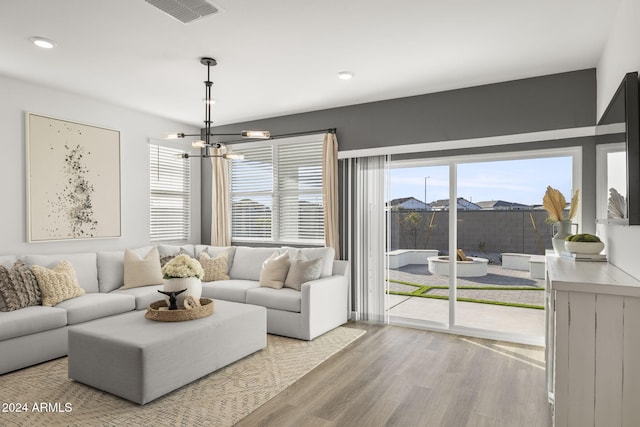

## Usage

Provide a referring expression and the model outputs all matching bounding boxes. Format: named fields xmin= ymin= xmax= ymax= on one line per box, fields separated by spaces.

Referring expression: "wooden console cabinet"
xmin=546 ymin=255 xmax=640 ymax=427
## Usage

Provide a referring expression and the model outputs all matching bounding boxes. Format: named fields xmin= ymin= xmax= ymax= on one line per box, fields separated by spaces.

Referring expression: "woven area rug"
xmin=2 ymin=326 xmax=365 ymax=427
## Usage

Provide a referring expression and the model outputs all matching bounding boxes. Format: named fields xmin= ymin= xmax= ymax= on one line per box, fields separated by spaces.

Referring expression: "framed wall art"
xmin=26 ymin=113 xmax=121 ymax=242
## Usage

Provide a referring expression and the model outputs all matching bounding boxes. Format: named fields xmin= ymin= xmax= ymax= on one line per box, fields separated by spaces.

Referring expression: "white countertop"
xmin=546 ymin=255 xmax=640 ymax=297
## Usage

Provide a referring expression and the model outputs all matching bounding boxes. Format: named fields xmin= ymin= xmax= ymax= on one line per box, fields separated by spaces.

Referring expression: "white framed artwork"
xmin=26 ymin=113 xmax=121 ymax=242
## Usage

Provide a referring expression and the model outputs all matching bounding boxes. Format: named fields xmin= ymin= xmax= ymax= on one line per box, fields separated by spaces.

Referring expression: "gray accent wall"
xmin=202 ymin=69 xmax=596 ymax=243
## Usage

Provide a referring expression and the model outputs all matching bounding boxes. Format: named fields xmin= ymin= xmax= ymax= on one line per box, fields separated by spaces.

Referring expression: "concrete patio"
xmin=386 ymin=263 xmax=546 ymax=337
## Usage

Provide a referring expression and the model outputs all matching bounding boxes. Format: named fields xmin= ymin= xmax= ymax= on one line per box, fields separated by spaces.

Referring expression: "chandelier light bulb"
xmin=164 ymin=132 xmax=185 ymax=139
xmin=241 ymin=130 xmax=270 ymax=139
xmin=224 ymin=152 xmax=245 ymax=160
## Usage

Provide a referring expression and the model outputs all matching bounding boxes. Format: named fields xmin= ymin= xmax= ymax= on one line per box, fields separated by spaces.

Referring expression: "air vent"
xmin=145 ymin=0 xmax=221 ymax=24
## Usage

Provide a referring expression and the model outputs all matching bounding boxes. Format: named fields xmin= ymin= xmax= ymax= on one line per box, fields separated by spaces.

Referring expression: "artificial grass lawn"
xmin=387 ymin=278 xmax=544 ymax=310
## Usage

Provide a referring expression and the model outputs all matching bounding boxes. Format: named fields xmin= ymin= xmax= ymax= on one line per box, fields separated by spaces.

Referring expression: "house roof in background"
xmin=0 ymin=0 xmax=621 ymax=127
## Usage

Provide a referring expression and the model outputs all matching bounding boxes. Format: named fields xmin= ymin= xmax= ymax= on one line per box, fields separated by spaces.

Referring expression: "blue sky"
xmin=389 ymin=157 xmax=574 ymax=206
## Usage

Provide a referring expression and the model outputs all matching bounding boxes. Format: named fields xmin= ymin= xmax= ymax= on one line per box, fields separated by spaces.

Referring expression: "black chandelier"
xmin=166 ymin=57 xmax=270 ymax=159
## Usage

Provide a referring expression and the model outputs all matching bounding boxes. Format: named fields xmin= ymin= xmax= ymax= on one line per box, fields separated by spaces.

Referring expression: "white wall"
xmin=596 ymin=0 xmax=640 ymax=278
xmin=597 ymin=0 xmax=640 ymax=119
xmin=0 ymin=74 xmax=201 ymax=256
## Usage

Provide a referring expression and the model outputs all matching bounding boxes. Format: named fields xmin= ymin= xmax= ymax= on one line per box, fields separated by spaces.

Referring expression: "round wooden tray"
xmin=145 ymin=298 xmax=214 ymax=322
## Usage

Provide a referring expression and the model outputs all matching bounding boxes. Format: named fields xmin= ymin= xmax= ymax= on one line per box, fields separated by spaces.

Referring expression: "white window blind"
xmin=150 ymin=144 xmax=190 ymax=243
xmin=230 ymin=145 xmax=273 ymax=240
xmin=229 ymin=135 xmax=325 ymax=244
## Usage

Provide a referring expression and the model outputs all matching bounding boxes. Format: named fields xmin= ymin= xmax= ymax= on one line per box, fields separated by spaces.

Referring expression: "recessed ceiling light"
xmin=337 ymin=71 xmax=354 ymax=80
xmin=30 ymin=37 xmax=56 ymax=49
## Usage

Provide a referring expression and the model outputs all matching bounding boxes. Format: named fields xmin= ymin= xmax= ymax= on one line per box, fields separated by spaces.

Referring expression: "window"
xmin=149 ymin=144 xmax=191 ymax=243
xmin=229 ymin=134 xmax=325 ymax=244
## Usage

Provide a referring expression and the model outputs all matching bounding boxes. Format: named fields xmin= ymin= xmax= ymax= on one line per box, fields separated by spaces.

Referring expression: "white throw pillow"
xmin=284 ymin=252 xmax=324 ymax=291
xmin=259 ymin=252 xmax=291 ymax=289
xmin=122 ymin=247 xmax=163 ymax=289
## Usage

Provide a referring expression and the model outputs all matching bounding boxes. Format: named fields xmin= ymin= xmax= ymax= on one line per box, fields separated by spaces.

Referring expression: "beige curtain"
xmin=322 ymin=132 xmax=340 ymax=259
xmin=210 ymin=147 xmax=231 ymax=246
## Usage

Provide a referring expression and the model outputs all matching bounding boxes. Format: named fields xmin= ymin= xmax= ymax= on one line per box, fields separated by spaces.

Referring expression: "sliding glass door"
xmin=386 ymin=148 xmax=579 ymax=344
xmin=387 ymin=164 xmax=450 ymax=327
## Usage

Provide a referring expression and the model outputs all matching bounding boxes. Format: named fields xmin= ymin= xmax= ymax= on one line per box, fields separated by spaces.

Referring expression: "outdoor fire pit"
xmin=427 ymin=256 xmax=489 ymax=277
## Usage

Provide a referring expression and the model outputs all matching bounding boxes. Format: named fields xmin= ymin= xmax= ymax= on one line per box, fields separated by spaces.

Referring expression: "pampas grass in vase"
xmin=543 ymin=186 xmax=579 ymax=254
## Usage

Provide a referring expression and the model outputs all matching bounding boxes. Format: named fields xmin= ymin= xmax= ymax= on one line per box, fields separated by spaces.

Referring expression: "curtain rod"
xmin=221 ymin=128 xmax=336 ymax=144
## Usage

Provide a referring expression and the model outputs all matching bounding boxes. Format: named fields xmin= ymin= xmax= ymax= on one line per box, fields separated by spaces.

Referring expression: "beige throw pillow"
xmin=259 ymin=252 xmax=291 ymax=289
xmin=284 ymin=253 xmax=324 ymax=291
xmin=122 ymin=247 xmax=163 ymax=289
xmin=32 ymin=260 xmax=85 ymax=307
xmin=198 ymin=252 xmax=229 ymax=282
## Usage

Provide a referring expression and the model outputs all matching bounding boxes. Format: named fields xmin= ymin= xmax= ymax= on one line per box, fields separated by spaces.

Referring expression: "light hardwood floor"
xmin=237 ymin=322 xmax=552 ymax=427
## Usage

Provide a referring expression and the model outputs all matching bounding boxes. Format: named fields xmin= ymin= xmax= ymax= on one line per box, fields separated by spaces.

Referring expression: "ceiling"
xmin=0 ymin=0 xmax=621 ymax=128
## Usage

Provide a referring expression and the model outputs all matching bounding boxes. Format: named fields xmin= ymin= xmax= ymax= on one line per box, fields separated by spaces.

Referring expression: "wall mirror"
xmin=596 ymin=72 xmax=640 ymax=225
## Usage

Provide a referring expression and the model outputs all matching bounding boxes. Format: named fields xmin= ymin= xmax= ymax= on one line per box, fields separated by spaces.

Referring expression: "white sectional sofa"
xmin=0 ymin=244 xmax=349 ymax=374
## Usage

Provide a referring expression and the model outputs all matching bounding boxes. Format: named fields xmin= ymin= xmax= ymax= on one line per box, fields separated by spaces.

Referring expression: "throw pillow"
xmin=284 ymin=253 xmax=324 ymax=291
xmin=159 ymin=248 xmax=195 ymax=267
xmin=0 ymin=265 xmax=18 ymax=311
xmin=198 ymin=252 xmax=229 ymax=282
xmin=122 ymin=247 xmax=164 ymax=289
xmin=0 ymin=261 xmax=42 ymax=311
xmin=259 ymin=252 xmax=291 ymax=289
xmin=31 ymin=260 xmax=85 ymax=307
xmin=11 ymin=260 xmax=42 ymax=307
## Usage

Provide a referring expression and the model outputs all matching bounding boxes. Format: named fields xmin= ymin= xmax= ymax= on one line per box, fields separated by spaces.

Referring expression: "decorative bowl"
xmin=564 ymin=241 xmax=605 ymax=254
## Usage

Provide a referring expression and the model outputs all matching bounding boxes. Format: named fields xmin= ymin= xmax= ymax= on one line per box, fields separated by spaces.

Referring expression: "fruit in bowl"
xmin=564 ymin=234 xmax=605 ymax=254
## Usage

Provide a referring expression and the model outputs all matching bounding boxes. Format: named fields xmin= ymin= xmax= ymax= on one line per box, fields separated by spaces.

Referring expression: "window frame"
xmin=149 ymin=142 xmax=192 ymax=243
xmin=228 ymin=133 xmax=325 ymax=246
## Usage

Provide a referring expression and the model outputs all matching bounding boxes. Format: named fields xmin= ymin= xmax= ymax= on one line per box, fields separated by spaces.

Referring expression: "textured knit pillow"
xmin=122 ymin=247 xmax=163 ymax=289
xmin=32 ymin=260 xmax=85 ymax=307
xmin=0 ymin=266 xmax=18 ymax=311
xmin=284 ymin=253 xmax=323 ymax=291
xmin=0 ymin=261 xmax=42 ymax=311
xmin=11 ymin=260 xmax=41 ymax=307
xmin=198 ymin=252 xmax=229 ymax=282
xmin=259 ymin=252 xmax=291 ymax=289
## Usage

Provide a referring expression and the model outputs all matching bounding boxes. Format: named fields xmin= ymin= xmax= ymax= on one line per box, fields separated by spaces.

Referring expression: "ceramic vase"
xmin=552 ymin=220 xmax=574 ymax=255
xmin=163 ymin=277 xmax=202 ymax=308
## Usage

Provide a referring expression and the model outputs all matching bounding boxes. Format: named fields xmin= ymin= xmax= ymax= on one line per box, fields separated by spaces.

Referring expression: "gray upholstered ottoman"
xmin=68 ymin=300 xmax=266 ymax=404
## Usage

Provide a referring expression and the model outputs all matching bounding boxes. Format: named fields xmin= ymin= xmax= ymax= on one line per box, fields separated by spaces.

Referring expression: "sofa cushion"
xmin=122 ymin=247 xmax=163 ymax=289
xmin=201 ymin=280 xmax=259 ymax=303
xmin=246 ymin=287 xmax=302 ymax=313
xmin=284 ymin=247 xmax=335 ymax=278
xmin=111 ymin=285 xmax=164 ymax=310
xmin=22 ymin=253 xmax=99 ymax=293
xmin=31 ymin=261 xmax=86 ymax=307
xmin=0 ymin=261 xmax=42 ymax=311
xmin=0 ymin=306 xmax=67 ymax=341
xmin=97 ymin=251 xmax=125 ymax=293
xmin=196 ymin=246 xmax=236 ymax=273
xmin=97 ymin=247 xmax=154 ymax=293
xmin=284 ymin=255 xmax=323 ymax=291
xmin=229 ymin=247 xmax=279 ymax=281
xmin=259 ymin=252 xmax=290 ymax=289
xmin=56 ymin=293 xmax=135 ymax=324
xmin=0 ymin=255 xmax=17 ymax=268
xmin=198 ymin=252 xmax=229 ymax=281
